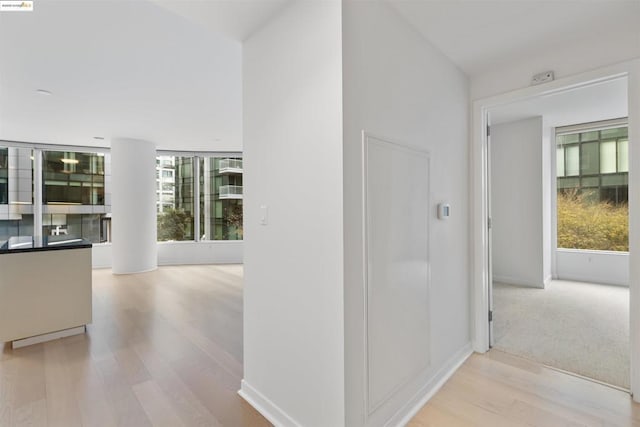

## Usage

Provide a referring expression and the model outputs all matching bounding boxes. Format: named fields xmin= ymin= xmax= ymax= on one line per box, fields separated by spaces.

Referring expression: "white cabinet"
xmin=0 ymin=246 xmax=92 ymax=344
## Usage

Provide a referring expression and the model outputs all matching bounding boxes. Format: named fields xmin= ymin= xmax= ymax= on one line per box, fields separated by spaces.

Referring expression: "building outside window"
xmin=43 ymin=151 xmax=105 ymax=205
xmin=156 ymin=155 xmax=194 ymax=241
xmin=156 ymin=155 xmax=242 ymax=242
xmin=200 ymin=157 xmax=243 ymax=240
xmin=0 ymin=146 xmax=34 ymax=243
xmin=42 ymin=150 xmax=111 ymax=243
xmin=2 ymin=146 xmax=241 ymax=246
xmin=556 ymin=123 xmax=628 ymax=251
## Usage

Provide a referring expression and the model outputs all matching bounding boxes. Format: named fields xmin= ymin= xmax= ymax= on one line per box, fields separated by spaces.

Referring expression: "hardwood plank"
xmin=466 ymin=352 xmax=640 ymax=423
xmin=132 ymin=341 xmax=223 ymax=427
xmin=442 ymin=367 xmax=606 ymax=426
xmin=132 ymin=380 xmax=186 ymax=427
xmin=43 ymin=340 xmax=82 ymax=427
xmin=61 ymin=336 xmax=118 ymax=427
xmin=411 ymin=350 xmax=640 ymax=427
xmin=407 ymin=402 xmax=474 ymax=427
xmin=3 ymin=265 xmax=640 ymax=426
xmin=13 ymin=398 xmax=46 ymax=427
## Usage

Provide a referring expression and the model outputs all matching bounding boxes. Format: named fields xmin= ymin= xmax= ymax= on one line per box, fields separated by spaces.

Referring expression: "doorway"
xmin=488 ymin=78 xmax=629 ymax=389
xmin=471 ymin=61 xmax=640 ymax=397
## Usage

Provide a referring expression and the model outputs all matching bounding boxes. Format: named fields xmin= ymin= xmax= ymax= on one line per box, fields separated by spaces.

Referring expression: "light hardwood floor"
xmin=4 ymin=265 xmax=640 ymax=427
xmin=410 ymin=350 xmax=640 ymax=427
xmin=0 ymin=265 xmax=270 ymax=427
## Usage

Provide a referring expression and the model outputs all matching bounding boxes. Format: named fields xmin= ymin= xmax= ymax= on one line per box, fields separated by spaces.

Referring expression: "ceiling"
xmin=0 ymin=0 xmax=244 ymax=151
xmin=490 ymin=77 xmax=628 ymax=127
xmin=0 ymin=1 xmax=637 ymax=150
xmin=151 ymin=0 xmax=289 ymax=42
xmin=388 ymin=0 xmax=640 ymax=76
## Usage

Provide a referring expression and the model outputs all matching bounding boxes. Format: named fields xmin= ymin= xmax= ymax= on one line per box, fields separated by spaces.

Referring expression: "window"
xmin=199 ymin=157 xmax=243 ymax=240
xmin=42 ymin=213 xmax=105 ymax=243
xmin=43 ymin=151 xmax=105 ymax=205
xmin=556 ymin=124 xmax=628 ymax=251
xmin=156 ymin=154 xmax=242 ymax=242
xmin=2 ymin=145 xmax=241 ymax=246
xmin=0 ymin=147 xmax=34 ymax=244
xmin=156 ymin=156 xmax=194 ymax=241
xmin=42 ymin=150 xmax=111 ymax=243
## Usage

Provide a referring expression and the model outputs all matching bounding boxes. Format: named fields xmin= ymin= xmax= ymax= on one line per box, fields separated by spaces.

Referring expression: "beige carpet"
xmin=493 ymin=280 xmax=629 ymax=389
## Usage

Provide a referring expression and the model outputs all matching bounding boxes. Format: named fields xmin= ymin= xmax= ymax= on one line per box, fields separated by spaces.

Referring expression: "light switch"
xmin=437 ymin=203 xmax=451 ymax=220
xmin=260 ymin=205 xmax=268 ymax=225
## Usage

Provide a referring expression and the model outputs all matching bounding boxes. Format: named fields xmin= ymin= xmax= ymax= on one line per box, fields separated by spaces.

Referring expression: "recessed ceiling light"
xmin=35 ymin=89 xmax=52 ymax=96
xmin=61 ymin=158 xmax=79 ymax=164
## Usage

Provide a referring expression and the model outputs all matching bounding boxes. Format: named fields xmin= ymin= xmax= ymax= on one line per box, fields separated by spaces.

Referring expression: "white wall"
xmin=157 ymin=241 xmax=243 ymax=265
xmin=491 ymin=117 xmax=547 ymax=288
xmin=556 ymin=249 xmax=629 ymax=286
xmin=471 ymin=30 xmax=640 ymax=100
xmin=92 ymin=244 xmax=112 ymax=269
xmin=342 ymin=2 xmax=470 ymax=425
xmin=91 ymin=242 xmax=242 ymax=269
xmin=241 ymin=2 xmax=345 ymax=426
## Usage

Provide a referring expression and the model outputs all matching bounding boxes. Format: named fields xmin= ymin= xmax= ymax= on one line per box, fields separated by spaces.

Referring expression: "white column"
xmin=111 ymin=138 xmax=157 ymax=274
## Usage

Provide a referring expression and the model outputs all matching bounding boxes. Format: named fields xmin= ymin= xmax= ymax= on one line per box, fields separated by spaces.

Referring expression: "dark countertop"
xmin=0 ymin=236 xmax=93 ymax=254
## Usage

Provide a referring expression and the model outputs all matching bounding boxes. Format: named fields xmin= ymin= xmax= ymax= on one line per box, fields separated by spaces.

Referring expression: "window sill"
xmin=556 ymin=248 xmax=629 ymax=256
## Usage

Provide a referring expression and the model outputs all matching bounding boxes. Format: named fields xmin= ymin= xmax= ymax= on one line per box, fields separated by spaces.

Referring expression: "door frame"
xmin=470 ymin=59 xmax=640 ymax=398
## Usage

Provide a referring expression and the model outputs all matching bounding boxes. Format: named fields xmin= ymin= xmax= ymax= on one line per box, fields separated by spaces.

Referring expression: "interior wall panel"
xmin=363 ymin=133 xmax=431 ymax=414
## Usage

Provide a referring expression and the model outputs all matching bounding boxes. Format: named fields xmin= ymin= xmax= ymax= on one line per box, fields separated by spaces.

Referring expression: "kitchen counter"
xmin=0 ymin=235 xmax=92 ymax=253
xmin=0 ymin=236 xmax=93 ymax=346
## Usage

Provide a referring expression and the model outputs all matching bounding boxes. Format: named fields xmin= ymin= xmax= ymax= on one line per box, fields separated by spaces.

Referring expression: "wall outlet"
xmin=531 ymin=70 xmax=554 ymax=86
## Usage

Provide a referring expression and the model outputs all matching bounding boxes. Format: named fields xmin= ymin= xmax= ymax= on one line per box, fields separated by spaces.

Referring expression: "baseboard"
xmin=556 ymin=274 xmax=628 ymax=287
xmin=239 ymin=345 xmax=473 ymax=427
xmin=385 ymin=342 xmax=473 ymax=427
xmin=12 ymin=325 xmax=86 ymax=349
xmin=239 ymin=380 xmax=301 ymax=427
xmin=493 ymin=274 xmax=544 ymax=289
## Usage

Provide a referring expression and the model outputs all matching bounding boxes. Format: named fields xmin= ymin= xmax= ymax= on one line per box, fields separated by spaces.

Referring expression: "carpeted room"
xmin=492 ymin=280 xmax=629 ymax=389
xmin=489 ymin=92 xmax=631 ymax=391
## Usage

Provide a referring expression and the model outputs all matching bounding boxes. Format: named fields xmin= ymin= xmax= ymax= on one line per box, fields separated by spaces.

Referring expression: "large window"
xmin=41 ymin=149 xmax=111 ymax=243
xmin=2 ymin=144 xmax=240 ymax=246
xmin=43 ymin=151 xmax=105 ymax=204
xmin=156 ymin=156 xmax=194 ymax=241
xmin=156 ymin=154 xmax=242 ymax=242
xmin=0 ymin=147 xmax=34 ymax=244
xmin=556 ymin=123 xmax=628 ymax=251
xmin=0 ymin=145 xmax=112 ymax=246
xmin=200 ymin=157 xmax=243 ymax=240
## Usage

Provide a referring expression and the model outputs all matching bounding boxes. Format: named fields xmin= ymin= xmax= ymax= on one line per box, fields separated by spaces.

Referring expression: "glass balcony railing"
xmin=219 ymin=185 xmax=243 ymax=199
xmin=219 ymin=158 xmax=243 ymax=174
